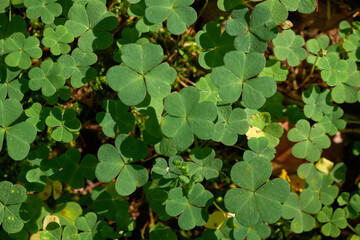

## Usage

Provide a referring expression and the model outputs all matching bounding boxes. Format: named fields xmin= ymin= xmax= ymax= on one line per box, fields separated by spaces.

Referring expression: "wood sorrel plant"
xmin=0 ymin=0 xmax=360 ymax=239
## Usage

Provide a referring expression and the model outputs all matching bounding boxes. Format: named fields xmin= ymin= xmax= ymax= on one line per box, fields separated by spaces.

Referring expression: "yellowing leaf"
xmin=43 ymin=215 xmax=60 ymax=229
xmin=315 ymin=158 xmax=334 ymax=174
xmin=204 ymin=211 xmax=226 ymax=229
xmin=246 ymin=126 xmax=265 ymax=139
xmin=52 ymin=180 xmax=63 ymax=200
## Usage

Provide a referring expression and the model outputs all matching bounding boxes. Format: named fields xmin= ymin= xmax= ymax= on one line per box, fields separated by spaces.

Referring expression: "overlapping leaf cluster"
xmin=0 ymin=0 xmax=359 ymax=239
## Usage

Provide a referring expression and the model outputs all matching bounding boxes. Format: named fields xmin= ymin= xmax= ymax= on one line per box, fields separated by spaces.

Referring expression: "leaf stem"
xmin=232 ymin=145 xmax=247 ymax=151
xmin=141 ymin=221 xmax=149 ymax=239
xmin=348 ymin=223 xmax=356 ymax=234
xmin=243 ymin=1 xmax=254 ymax=9
xmin=299 ymin=53 xmax=320 ymax=88
xmin=213 ymin=201 xmax=227 ymax=216
xmin=347 ymin=120 xmax=360 ymax=124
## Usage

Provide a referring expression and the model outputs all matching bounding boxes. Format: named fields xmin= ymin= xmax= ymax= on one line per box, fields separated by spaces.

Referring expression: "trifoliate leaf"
xmin=165 ymin=183 xmax=213 ymax=230
xmin=196 ymin=21 xmax=235 ymax=69
xmin=0 ymin=181 xmax=27 ymax=234
xmin=317 ymin=52 xmax=348 ymax=86
xmin=42 ymin=25 xmax=74 ymax=56
xmin=212 ymin=105 xmax=249 ymax=146
xmin=302 ymin=85 xmax=333 ymax=121
xmin=24 ymin=0 xmax=62 ymax=24
xmin=273 ymin=29 xmax=306 ymax=67
xmin=45 ymin=108 xmax=81 ymax=143
xmin=0 ymin=65 xmax=28 ymax=101
xmin=188 ymin=147 xmax=223 ymax=181
xmin=225 ymin=5 xmax=278 ymax=53
xmin=259 ymin=59 xmax=288 ymax=82
xmin=196 ymin=74 xmax=220 ymax=104
xmin=145 ymin=0 xmax=197 ymax=35
xmin=28 ymin=59 xmax=65 ymax=97
xmin=4 ymin=33 xmax=42 ymax=69
xmin=161 ymin=87 xmax=217 ymax=149
xmin=287 ymin=119 xmax=331 ymax=162
xmin=58 ymin=48 xmax=97 ymax=88
xmin=65 ymin=1 xmax=118 ymax=52
xmin=107 ymin=43 xmax=177 ymax=106
xmin=211 ymin=50 xmax=276 ymax=108
xmin=0 ymin=99 xmax=37 ymax=160
xmin=95 ymin=134 xmax=149 ymax=196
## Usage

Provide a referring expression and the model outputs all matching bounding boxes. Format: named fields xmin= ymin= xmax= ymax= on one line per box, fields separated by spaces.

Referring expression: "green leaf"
xmin=24 ymin=0 xmax=62 ymax=24
xmin=306 ymin=35 xmax=330 ymax=64
xmin=0 ymin=181 xmax=27 ymax=234
xmin=212 ymin=105 xmax=249 ymax=146
xmin=217 ymin=0 xmax=243 ymax=11
xmin=225 ymin=5 xmax=278 ymax=53
xmin=107 ymin=43 xmax=177 ymax=106
xmin=261 ymin=0 xmax=288 ymax=25
xmin=65 ymin=1 xmax=118 ymax=51
xmin=62 ymin=225 xmax=80 ymax=240
xmin=211 ymin=50 xmax=276 ymax=108
xmin=273 ymin=29 xmax=306 ymax=66
xmin=196 ymin=21 xmax=235 ymax=69
xmin=42 ymin=25 xmax=74 ymax=56
xmin=188 ymin=147 xmax=223 ymax=181
xmin=57 ymin=148 xmax=97 ymax=189
xmin=287 ymin=119 xmax=331 ymax=162
xmin=196 ymin=74 xmax=220 ymax=104
xmin=96 ymin=99 xmax=135 ymax=137
xmin=259 ymin=59 xmax=288 ymax=82
xmin=0 ymin=99 xmax=37 ymax=160
xmin=40 ymin=222 xmax=61 ymax=240
xmin=317 ymin=206 xmax=347 ymax=237
xmin=0 ymin=65 xmax=28 ymax=101
xmin=145 ymin=0 xmax=197 ymax=35
xmin=161 ymin=87 xmax=217 ymax=149
xmin=165 ymin=183 xmax=213 ymax=230
xmin=302 ymin=85 xmax=333 ymax=121
xmin=28 ymin=59 xmax=65 ymax=97
xmin=225 ymin=158 xmax=290 ymax=226
xmin=244 ymin=137 xmax=276 ymax=161
xmin=25 ymin=103 xmax=51 ymax=132
xmin=318 ymin=106 xmax=346 ymax=136
xmin=45 ymin=108 xmax=81 ymax=143
xmin=331 ymin=59 xmax=360 ymax=104
xmin=95 ymin=134 xmax=149 ymax=196
xmin=54 ymin=202 xmax=82 ymax=226
xmin=297 ymin=0 xmax=316 ymax=14
xmin=317 ymin=52 xmax=348 ymax=86
xmin=58 ymin=48 xmax=97 ymax=88
xmin=4 ymin=32 xmax=42 ymax=69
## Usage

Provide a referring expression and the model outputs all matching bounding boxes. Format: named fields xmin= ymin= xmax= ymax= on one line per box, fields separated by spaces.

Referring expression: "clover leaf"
xmin=28 ymin=59 xmax=65 ymax=97
xmin=63 ymin=225 xmax=80 ymax=240
xmin=306 ymin=35 xmax=330 ymax=64
xmin=107 ymin=43 xmax=177 ymax=106
xmin=259 ymin=59 xmax=288 ymax=82
xmin=187 ymin=147 xmax=223 ymax=181
xmin=317 ymin=206 xmax=347 ymax=237
xmin=225 ymin=158 xmax=290 ymax=227
xmin=302 ymin=85 xmax=333 ymax=121
xmin=287 ymin=119 xmax=331 ymax=162
xmin=297 ymin=0 xmax=317 ymax=13
xmin=0 ymin=14 xmax=27 ymax=55
xmin=40 ymin=222 xmax=61 ymax=240
xmin=260 ymin=92 xmax=286 ymax=120
xmin=331 ymin=59 xmax=360 ymax=104
xmin=75 ymin=212 xmax=108 ymax=239
xmin=0 ymin=99 xmax=37 ymax=160
xmin=317 ymin=52 xmax=348 ymax=86
xmin=45 ymin=108 xmax=81 ymax=143
xmin=95 ymin=134 xmax=149 ymax=196
xmin=244 ymin=137 xmax=276 ymax=161
xmin=196 ymin=74 xmax=220 ymax=104
xmin=225 ymin=5 xmax=278 ymax=53
xmin=144 ymin=0 xmax=197 ymax=35
xmin=343 ymin=33 xmax=360 ymax=62
xmin=212 ymin=105 xmax=249 ymax=146
xmin=57 ymin=148 xmax=97 ymax=189
xmin=282 ymin=190 xmax=321 ymax=234
xmin=223 ymin=217 xmax=271 ymax=240
xmin=161 ymin=87 xmax=217 ymax=150
xmin=0 ymin=65 xmax=28 ymax=101
xmin=54 ymin=201 xmax=83 ymax=226
xmin=58 ymin=48 xmax=97 ymax=88
xmin=4 ymin=32 xmax=42 ymax=69
xmin=24 ymin=0 xmax=62 ymax=24
xmin=318 ymin=106 xmax=346 ymax=136
xmin=0 ymin=181 xmax=27 ymax=233
xmin=195 ymin=21 xmax=235 ymax=69
xmin=307 ymin=173 xmax=339 ymax=206
xmin=25 ymin=103 xmax=51 ymax=132
xmin=96 ymin=99 xmax=135 ymax=138
xmin=211 ymin=50 xmax=277 ymax=108
xmin=261 ymin=0 xmax=289 ymax=24
xmin=151 ymin=156 xmax=186 ymax=188
xmin=165 ymin=183 xmax=213 ymax=230
xmin=273 ymin=29 xmax=307 ymax=67
xmin=42 ymin=25 xmax=74 ymax=56
xmin=65 ymin=0 xmax=118 ymax=52
xmin=248 ymin=112 xmax=284 ymax=148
